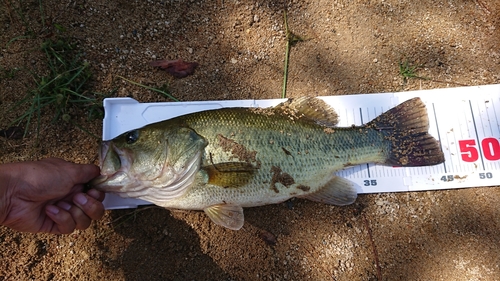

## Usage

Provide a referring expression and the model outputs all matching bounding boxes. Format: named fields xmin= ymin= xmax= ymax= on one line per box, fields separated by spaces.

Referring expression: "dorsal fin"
xmin=274 ymin=97 xmax=339 ymax=127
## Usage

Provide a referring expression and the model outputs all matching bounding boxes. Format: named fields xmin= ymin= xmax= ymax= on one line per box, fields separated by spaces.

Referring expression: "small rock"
xmin=231 ymin=58 xmax=238 ymax=64
xmin=81 ymin=251 xmax=90 ymax=259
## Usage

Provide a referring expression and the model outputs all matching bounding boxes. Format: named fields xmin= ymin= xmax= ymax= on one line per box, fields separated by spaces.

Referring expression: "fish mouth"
xmin=90 ymin=140 xmax=203 ymax=204
xmin=90 ymin=142 xmax=110 ymax=186
xmin=90 ymin=141 xmax=132 ymax=189
xmin=89 ymin=174 xmax=108 ymax=186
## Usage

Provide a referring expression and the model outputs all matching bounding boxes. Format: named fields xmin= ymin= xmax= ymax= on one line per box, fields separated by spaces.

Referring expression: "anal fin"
xmin=299 ymin=176 xmax=357 ymax=206
xmin=204 ymin=204 xmax=244 ymax=230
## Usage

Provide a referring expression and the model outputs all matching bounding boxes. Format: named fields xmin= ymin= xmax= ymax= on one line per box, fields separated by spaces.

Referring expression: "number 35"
xmin=364 ymin=179 xmax=377 ymax=186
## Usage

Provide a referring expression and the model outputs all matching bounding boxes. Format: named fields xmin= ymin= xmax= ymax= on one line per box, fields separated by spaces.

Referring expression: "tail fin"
xmin=367 ymin=98 xmax=445 ymax=166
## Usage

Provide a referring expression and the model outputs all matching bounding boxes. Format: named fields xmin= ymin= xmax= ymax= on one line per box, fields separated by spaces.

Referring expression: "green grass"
xmin=117 ymin=75 xmax=179 ymax=102
xmin=9 ymin=36 xmax=104 ymax=137
xmin=398 ymin=59 xmax=469 ymax=87
xmin=399 ymin=59 xmax=428 ymax=84
xmin=0 ymin=66 xmax=20 ymax=81
xmin=282 ymin=10 xmax=305 ymax=99
xmin=4 ymin=0 xmax=175 ymax=139
xmin=4 ymin=1 xmax=106 ymax=138
xmin=3 ymin=0 xmax=39 ymax=47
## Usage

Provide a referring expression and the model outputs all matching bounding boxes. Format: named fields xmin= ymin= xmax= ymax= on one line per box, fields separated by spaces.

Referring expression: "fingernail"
xmin=74 ymin=193 xmax=88 ymax=205
xmin=87 ymin=189 xmax=100 ymax=199
xmin=57 ymin=201 xmax=72 ymax=211
xmin=46 ymin=205 xmax=60 ymax=215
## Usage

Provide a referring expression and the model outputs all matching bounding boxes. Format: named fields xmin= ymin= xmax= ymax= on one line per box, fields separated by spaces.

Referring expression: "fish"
xmin=91 ymin=97 xmax=445 ymax=230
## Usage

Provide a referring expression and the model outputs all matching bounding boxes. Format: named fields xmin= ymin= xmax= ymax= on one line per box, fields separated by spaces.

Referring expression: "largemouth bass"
xmin=92 ymin=97 xmax=444 ymax=230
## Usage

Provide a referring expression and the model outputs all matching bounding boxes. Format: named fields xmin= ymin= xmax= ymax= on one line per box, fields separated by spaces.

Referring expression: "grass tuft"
xmin=398 ymin=59 xmax=428 ymax=84
xmin=9 ymin=36 xmax=104 ymax=138
xmin=398 ymin=59 xmax=468 ymax=87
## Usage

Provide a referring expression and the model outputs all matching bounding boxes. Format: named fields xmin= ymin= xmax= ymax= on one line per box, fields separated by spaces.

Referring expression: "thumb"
xmin=44 ymin=158 xmax=100 ymax=184
xmin=68 ymin=163 xmax=100 ymax=184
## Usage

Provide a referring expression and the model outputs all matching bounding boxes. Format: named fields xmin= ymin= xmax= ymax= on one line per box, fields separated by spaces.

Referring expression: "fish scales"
xmin=172 ymin=108 xmax=390 ymax=206
xmin=92 ymin=97 xmax=445 ymax=230
xmin=186 ymin=108 xmax=390 ymax=166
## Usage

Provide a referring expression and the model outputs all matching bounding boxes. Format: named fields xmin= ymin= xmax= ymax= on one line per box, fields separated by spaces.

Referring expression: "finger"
xmin=45 ymin=158 xmax=100 ymax=184
xmin=56 ymin=201 xmax=91 ymax=230
xmin=87 ymin=189 xmax=106 ymax=202
xmin=68 ymin=163 xmax=101 ymax=184
xmin=73 ymin=193 xmax=105 ymax=221
xmin=45 ymin=205 xmax=76 ymax=234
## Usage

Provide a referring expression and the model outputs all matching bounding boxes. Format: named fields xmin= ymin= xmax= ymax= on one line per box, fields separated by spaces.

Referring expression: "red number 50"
xmin=458 ymin=138 xmax=500 ymax=162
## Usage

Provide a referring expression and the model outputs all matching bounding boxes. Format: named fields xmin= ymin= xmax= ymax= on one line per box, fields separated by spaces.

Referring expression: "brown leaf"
xmin=259 ymin=229 xmax=277 ymax=246
xmin=150 ymin=58 xmax=198 ymax=78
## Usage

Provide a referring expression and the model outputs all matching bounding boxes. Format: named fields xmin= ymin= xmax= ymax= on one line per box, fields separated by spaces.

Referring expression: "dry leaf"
xmin=150 ymin=58 xmax=198 ymax=78
xmin=259 ymin=229 xmax=277 ymax=246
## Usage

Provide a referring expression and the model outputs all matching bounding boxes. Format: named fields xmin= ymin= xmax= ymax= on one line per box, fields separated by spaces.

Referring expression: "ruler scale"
xmin=101 ymin=84 xmax=500 ymax=209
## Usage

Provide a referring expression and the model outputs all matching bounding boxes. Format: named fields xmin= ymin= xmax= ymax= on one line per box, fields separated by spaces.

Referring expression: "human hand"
xmin=0 ymin=158 xmax=105 ymax=234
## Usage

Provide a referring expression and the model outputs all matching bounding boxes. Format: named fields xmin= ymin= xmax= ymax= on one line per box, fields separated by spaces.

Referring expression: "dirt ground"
xmin=1 ymin=0 xmax=500 ymax=280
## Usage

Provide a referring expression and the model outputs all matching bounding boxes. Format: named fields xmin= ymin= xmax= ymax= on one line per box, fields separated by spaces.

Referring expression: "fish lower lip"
xmin=89 ymin=174 xmax=109 ymax=188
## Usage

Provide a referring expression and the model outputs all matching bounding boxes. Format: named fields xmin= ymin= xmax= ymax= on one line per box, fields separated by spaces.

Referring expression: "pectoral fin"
xmin=202 ymin=162 xmax=256 ymax=188
xmin=299 ymin=176 xmax=357 ymax=206
xmin=204 ymin=204 xmax=244 ymax=230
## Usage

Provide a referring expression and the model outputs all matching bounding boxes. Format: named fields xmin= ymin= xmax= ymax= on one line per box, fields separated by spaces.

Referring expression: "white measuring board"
xmin=101 ymin=84 xmax=500 ymax=209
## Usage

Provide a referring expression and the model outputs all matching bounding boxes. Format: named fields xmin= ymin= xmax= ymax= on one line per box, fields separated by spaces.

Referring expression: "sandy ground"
xmin=1 ymin=0 xmax=500 ymax=280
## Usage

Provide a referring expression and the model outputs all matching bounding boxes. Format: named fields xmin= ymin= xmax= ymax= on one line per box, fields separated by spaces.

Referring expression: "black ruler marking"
xmin=485 ymin=99 xmax=494 ymax=137
xmin=492 ymin=98 xmax=500 ymax=136
xmin=490 ymin=98 xmax=500 ymax=171
xmin=431 ymin=102 xmax=447 ymax=173
xmin=469 ymin=100 xmax=486 ymax=171
xmin=359 ymin=108 xmax=371 ymax=178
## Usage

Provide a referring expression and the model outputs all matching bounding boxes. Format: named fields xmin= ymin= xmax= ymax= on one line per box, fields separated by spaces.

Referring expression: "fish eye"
xmin=125 ymin=130 xmax=139 ymax=144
